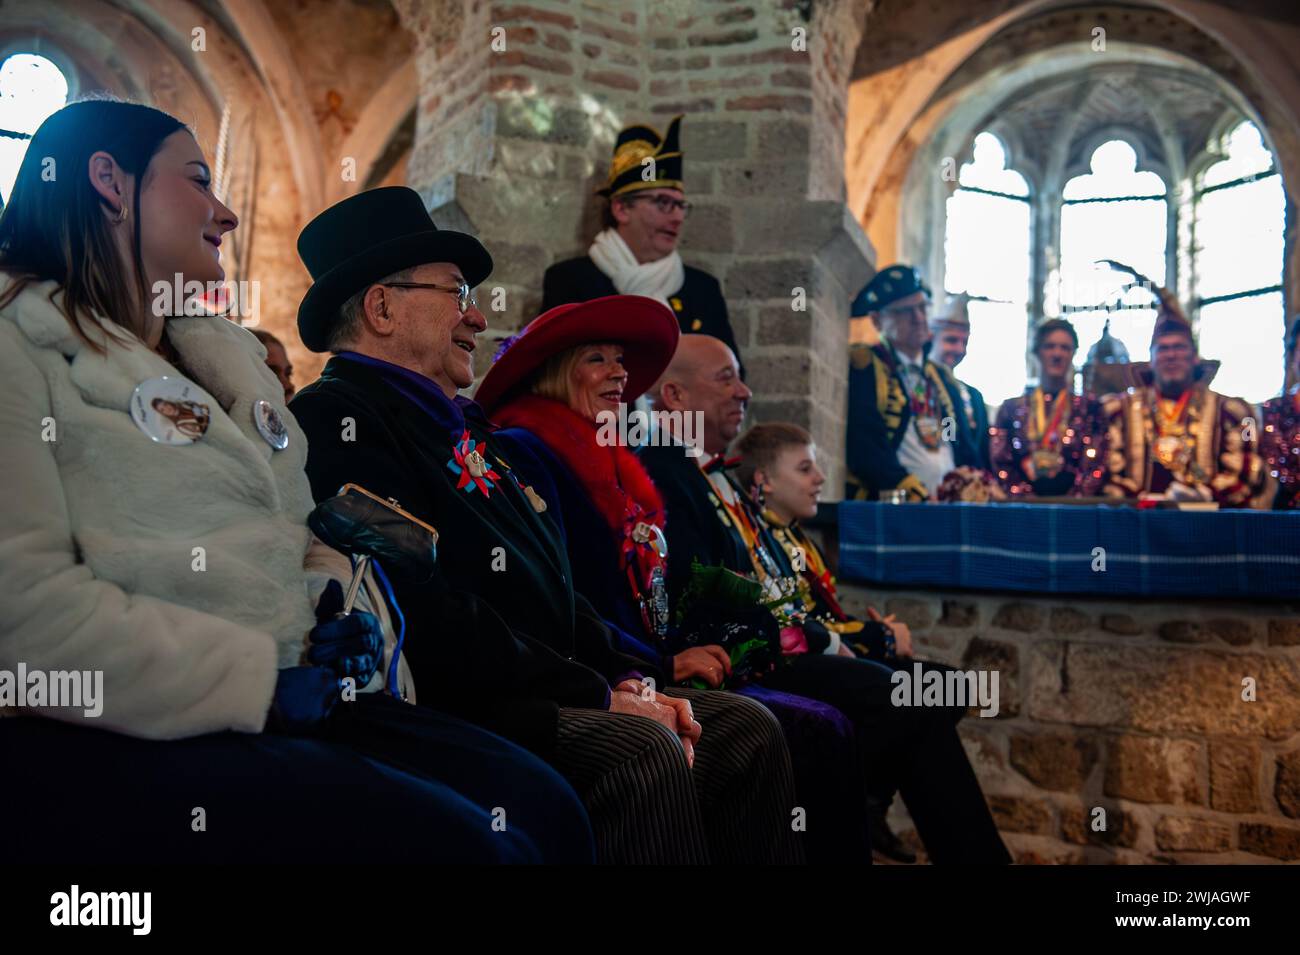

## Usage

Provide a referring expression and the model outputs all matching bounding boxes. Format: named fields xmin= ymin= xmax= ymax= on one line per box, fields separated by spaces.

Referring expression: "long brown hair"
xmin=0 ymin=97 xmax=187 ymax=350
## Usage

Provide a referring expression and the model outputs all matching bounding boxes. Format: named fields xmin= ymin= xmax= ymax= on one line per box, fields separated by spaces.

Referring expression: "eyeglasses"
xmin=383 ymin=281 xmax=477 ymax=315
xmin=624 ymin=194 xmax=691 ymax=218
xmin=881 ymin=302 xmax=929 ymax=319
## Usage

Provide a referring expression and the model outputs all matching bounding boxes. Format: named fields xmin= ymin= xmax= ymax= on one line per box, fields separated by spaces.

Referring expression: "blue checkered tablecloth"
xmin=837 ymin=502 xmax=1300 ymax=598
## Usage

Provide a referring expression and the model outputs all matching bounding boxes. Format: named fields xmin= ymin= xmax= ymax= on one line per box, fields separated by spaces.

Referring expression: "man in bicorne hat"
xmin=845 ymin=265 xmax=978 ymax=501
xmin=541 ymin=115 xmax=743 ymax=373
xmin=929 ymin=293 xmax=990 ymax=470
xmin=1101 ymin=308 xmax=1260 ymax=506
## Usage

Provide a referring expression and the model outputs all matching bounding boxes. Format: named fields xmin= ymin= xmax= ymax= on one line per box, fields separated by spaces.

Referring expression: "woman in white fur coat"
xmin=0 ymin=99 xmax=593 ymax=863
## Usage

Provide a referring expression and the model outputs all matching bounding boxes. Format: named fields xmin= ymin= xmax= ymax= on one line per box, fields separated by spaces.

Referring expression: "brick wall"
xmin=834 ymin=580 xmax=1300 ymax=863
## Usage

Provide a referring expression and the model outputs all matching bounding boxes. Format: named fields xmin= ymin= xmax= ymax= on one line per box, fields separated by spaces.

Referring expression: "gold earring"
xmin=113 ymin=203 xmax=129 ymax=225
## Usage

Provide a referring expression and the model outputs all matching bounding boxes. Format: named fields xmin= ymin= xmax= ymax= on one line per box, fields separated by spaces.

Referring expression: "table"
xmin=836 ymin=501 xmax=1300 ymax=599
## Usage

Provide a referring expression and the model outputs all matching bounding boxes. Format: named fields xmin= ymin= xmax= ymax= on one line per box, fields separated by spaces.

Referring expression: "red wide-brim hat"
xmin=475 ymin=295 xmax=680 ymax=415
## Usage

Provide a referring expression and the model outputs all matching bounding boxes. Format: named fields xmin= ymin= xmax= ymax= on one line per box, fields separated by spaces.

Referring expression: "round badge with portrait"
xmin=129 ymin=376 xmax=214 ymax=446
xmin=253 ymin=399 xmax=290 ymax=450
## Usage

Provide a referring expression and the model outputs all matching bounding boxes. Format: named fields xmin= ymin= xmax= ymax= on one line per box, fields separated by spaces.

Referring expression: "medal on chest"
xmin=631 ymin=520 xmax=669 ymax=558
xmin=1032 ymin=448 xmax=1065 ymax=476
xmin=914 ymin=415 xmax=941 ymax=450
xmin=1153 ymin=391 xmax=1194 ymax=473
xmin=1030 ymin=388 xmax=1070 ymax=477
xmin=904 ymin=366 xmax=942 ymax=450
xmin=1154 ymin=434 xmax=1191 ymax=470
xmin=447 ymin=429 xmax=501 ymax=496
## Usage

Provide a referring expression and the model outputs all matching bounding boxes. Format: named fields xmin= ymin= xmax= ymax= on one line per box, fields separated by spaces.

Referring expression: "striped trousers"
xmin=554 ymin=688 xmax=802 ymax=865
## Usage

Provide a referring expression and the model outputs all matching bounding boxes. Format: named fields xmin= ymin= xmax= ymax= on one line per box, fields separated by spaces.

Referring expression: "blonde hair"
xmin=527 ymin=341 xmax=623 ymax=407
xmin=528 ymin=345 xmax=586 ymax=405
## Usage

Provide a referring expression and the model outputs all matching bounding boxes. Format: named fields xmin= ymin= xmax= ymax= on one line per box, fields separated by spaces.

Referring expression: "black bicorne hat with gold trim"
xmin=598 ymin=115 xmax=684 ymax=198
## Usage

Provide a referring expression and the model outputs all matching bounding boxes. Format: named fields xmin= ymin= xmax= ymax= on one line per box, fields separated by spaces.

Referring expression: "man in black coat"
xmin=288 ymin=186 xmax=801 ymax=865
xmin=540 ymin=115 xmax=744 ymax=375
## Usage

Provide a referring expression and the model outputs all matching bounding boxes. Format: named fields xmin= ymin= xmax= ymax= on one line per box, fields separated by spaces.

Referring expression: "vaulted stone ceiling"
xmin=853 ymin=0 xmax=1300 ymax=80
xmin=977 ymin=63 xmax=1239 ymax=181
xmin=928 ymin=4 xmax=1262 ymax=177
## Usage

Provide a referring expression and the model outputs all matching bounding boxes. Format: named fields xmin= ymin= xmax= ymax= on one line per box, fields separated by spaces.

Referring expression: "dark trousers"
xmin=740 ymin=685 xmax=871 ymax=864
xmin=552 ymin=690 xmax=802 ymax=864
xmin=4 ymin=693 xmax=594 ymax=864
xmin=764 ymin=654 xmax=1010 ymax=864
xmin=553 ymin=706 xmax=709 ymax=864
xmin=669 ymin=687 xmax=803 ymax=865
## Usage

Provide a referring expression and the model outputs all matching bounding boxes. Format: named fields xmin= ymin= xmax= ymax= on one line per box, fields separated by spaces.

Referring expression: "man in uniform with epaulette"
xmin=845 ymin=265 xmax=978 ymax=501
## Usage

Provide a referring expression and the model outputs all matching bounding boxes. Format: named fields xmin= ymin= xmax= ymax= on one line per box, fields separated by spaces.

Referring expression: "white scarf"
xmin=588 ymin=228 xmax=685 ymax=307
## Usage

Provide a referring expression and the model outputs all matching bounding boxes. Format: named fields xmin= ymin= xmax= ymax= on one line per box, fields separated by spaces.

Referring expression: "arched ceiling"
xmin=977 ymin=61 xmax=1241 ymax=183
xmin=853 ymin=0 xmax=1300 ymax=81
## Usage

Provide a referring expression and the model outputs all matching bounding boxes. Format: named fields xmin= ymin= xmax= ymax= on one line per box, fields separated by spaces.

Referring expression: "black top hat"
xmin=296 ymin=187 xmax=493 ymax=353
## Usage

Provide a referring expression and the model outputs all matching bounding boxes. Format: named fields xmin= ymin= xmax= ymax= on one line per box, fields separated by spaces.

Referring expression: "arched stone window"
xmin=0 ymin=51 xmax=71 ymax=204
xmin=879 ymin=38 xmax=1293 ymax=412
xmin=943 ymin=131 xmax=1032 ymax=403
xmin=1058 ymin=137 xmax=1169 ymax=375
xmin=1191 ymin=120 xmax=1285 ymax=403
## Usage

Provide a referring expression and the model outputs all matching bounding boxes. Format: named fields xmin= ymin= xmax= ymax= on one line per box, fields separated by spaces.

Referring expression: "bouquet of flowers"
xmin=673 ymin=559 xmax=786 ymax=689
xmin=936 ymin=466 xmax=1008 ymax=503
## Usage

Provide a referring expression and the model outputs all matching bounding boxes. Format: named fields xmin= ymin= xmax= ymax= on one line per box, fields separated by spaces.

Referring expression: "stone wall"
xmin=833 ymin=580 xmax=1300 ymax=863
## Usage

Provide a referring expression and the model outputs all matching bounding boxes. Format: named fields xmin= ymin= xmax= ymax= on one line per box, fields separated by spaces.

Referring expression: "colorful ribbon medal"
xmin=446 ymin=428 xmax=501 ymax=497
xmin=1031 ymin=387 xmax=1070 ymax=476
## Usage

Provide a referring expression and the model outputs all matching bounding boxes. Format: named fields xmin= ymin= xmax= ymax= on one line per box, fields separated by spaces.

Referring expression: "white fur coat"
xmin=0 ymin=280 xmax=406 ymax=740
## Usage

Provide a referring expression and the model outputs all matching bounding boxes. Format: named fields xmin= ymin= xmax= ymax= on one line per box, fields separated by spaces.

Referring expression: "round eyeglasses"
xmin=383 ymin=281 xmax=478 ymax=315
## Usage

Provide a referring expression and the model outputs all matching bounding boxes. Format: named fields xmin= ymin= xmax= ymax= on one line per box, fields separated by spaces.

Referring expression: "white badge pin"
xmin=129 ymin=376 xmax=213 ymax=446
xmin=253 ymin=399 xmax=290 ymax=450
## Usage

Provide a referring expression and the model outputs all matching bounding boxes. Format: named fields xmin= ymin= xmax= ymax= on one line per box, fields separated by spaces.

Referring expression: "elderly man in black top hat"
xmin=541 ymin=115 xmax=743 ymax=374
xmin=846 ymin=264 xmax=979 ymax=501
xmin=288 ymin=186 xmax=801 ymax=865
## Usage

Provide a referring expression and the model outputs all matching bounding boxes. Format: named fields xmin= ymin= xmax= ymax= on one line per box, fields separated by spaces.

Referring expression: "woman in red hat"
xmin=478 ymin=295 xmax=878 ymax=863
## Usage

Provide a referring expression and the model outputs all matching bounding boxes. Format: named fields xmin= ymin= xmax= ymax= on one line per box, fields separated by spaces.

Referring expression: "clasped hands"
xmin=610 ymin=679 xmax=704 ymax=768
